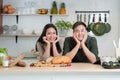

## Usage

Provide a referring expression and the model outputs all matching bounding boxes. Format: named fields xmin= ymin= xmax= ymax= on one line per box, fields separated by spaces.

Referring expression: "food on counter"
xmin=30 ymin=61 xmax=69 ymax=67
xmin=9 ymin=53 xmax=25 ymax=67
xmin=38 ymin=8 xmax=48 ymax=14
xmin=52 ymin=56 xmax=71 ymax=64
xmin=51 ymin=1 xmax=58 ymax=14
xmin=59 ymin=2 xmax=66 ymax=14
xmin=30 ymin=56 xmax=72 ymax=67
xmin=102 ymin=61 xmax=120 ymax=69
xmin=3 ymin=4 xmax=16 ymax=14
xmin=7 ymin=55 xmax=12 ymax=60
xmin=46 ymin=56 xmax=53 ymax=63
xmin=16 ymin=61 xmax=26 ymax=67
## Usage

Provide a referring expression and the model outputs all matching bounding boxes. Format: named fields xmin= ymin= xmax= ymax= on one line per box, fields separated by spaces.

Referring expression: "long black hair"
xmin=35 ymin=23 xmax=62 ymax=53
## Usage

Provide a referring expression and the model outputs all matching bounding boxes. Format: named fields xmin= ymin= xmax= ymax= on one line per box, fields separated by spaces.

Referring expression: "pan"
xmin=104 ymin=14 xmax=111 ymax=33
xmin=92 ymin=14 xmax=106 ymax=36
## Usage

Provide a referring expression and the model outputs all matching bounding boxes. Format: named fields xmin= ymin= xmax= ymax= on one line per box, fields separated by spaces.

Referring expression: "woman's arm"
xmin=52 ymin=36 xmax=60 ymax=56
xmin=42 ymin=37 xmax=51 ymax=59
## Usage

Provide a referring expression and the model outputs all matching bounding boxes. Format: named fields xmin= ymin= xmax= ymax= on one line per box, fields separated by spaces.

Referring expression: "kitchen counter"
xmin=0 ymin=62 xmax=120 ymax=72
xmin=0 ymin=59 xmax=120 ymax=80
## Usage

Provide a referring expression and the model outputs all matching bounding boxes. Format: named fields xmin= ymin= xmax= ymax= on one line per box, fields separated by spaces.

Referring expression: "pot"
xmin=92 ymin=14 xmax=106 ymax=36
xmin=104 ymin=14 xmax=111 ymax=33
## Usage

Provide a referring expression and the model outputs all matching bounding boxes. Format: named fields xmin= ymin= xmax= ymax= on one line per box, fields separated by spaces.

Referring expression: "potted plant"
xmin=55 ymin=20 xmax=73 ymax=36
xmin=117 ymin=56 xmax=120 ymax=63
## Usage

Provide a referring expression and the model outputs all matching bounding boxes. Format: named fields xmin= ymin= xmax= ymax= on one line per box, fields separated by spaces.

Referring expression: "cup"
xmin=116 ymin=48 xmax=120 ymax=58
xmin=2 ymin=60 xmax=9 ymax=68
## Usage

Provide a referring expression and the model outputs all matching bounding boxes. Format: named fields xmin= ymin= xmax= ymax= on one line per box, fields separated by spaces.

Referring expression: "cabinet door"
xmin=0 ymin=0 xmax=3 ymax=34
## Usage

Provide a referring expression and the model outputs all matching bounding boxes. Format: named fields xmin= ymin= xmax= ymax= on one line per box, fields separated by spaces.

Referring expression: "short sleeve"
xmin=63 ymin=37 xmax=72 ymax=55
xmin=89 ymin=37 xmax=99 ymax=61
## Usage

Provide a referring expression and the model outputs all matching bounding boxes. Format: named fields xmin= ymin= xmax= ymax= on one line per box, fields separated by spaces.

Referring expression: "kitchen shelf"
xmin=0 ymin=34 xmax=40 ymax=43
xmin=0 ymin=34 xmax=40 ymax=37
xmin=2 ymin=13 xmax=68 ymax=24
xmin=2 ymin=13 xmax=68 ymax=16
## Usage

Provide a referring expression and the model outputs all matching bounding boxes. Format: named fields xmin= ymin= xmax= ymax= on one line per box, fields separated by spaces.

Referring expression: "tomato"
xmin=30 ymin=63 xmax=34 ymax=67
xmin=8 ymin=55 xmax=12 ymax=60
xmin=67 ymin=63 xmax=72 ymax=67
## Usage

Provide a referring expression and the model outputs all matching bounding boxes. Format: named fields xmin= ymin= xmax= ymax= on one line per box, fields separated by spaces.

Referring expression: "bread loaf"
xmin=9 ymin=53 xmax=25 ymax=67
xmin=16 ymin=61 xmax=26 ymax=67
xmin=52 ymin=56 xmax=71 ymax=64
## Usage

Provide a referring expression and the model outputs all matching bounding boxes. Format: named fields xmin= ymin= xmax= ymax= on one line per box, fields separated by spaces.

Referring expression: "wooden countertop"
xmin=0 ymin=59 xmax=120 ymax=73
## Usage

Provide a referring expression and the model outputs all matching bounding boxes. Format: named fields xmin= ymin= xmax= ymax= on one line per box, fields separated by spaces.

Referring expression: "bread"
xmin=46 ymin=56 xmax=54 ymax=63
xmin=16 ymin=61 xmax=26 ymax=67
xmin=52 ymin=56 xmax=71 ymax=64
xmin=9 ymin=54 xmax=25 ymax=67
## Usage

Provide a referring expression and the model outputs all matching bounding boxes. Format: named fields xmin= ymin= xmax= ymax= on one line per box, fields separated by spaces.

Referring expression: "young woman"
xmin=63 ymin=21 xmax=99 ymax=64
xmin=35 ymin=23 xmax=62 ymax=61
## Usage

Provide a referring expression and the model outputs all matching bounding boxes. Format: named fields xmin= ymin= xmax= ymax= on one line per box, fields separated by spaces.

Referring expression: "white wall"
xmin=0 ymin=0 xmax=120 ymax=57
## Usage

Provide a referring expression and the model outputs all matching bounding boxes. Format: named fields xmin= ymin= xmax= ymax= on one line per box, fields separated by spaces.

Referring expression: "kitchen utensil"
xmin=88 ymin=14 xmax=95 ymax=31
xmin=87 ymin=14 xmax=91 ymax=32
xmin=83 ymin=13 xmax=86 ymax=23
xmin=104 ymin=13 xmax=111 ymax=33
xmin=83 ymin=13 xmax=87 ymax=25
xmin=16 ymin=15 xmax=19 ymax=24
xmin=79 ymin=14 xmax=82 ymax=22
xmin=92 ymin=14 xmax=106 ymax=36
xmin=77 ymin=14 xmax=79 ymax=21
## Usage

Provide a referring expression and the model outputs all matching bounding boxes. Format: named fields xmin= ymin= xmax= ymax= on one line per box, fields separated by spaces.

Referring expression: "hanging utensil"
xmin=104 ymin=13 xmax=111 ymax=33
xmin=16 ymin=15 xmax=19 ymax=24
xmin=77 ymin=14 xmax=79 ymax=21
xmin=88 ymin=14 xmax=95 ymax=31
xmin=92 ymin=14 xmax=106 ymax=36
xmin=83 ymin=13 xmax=87 ymax=25
xmin=79 ymin=14 xmax=82 ymax=22
xmin=83 ymin=14 xmax=86 ymax=22
xmin=87 ymin=14 xmax=91 ymax=32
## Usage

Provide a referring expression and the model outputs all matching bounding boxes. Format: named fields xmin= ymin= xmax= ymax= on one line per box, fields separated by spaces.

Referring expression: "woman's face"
xmin=73 ymin=25 xmax=87 ymax=41
xmin=45 ymin=27 xmax=57 ymax=43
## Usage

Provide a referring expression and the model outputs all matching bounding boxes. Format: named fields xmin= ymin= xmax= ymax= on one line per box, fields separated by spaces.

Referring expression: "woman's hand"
xmin=43 ymin=36 xmax=50 ymax=44
xmin=52 ymin=35 xmax=59 ymax=46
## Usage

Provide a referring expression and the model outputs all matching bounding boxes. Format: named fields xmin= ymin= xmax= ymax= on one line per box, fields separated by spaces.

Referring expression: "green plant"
xmin=55 ymin=20 xmax=73 ymax=29
xmin=117 ymin=56 xmax=120 ymax=63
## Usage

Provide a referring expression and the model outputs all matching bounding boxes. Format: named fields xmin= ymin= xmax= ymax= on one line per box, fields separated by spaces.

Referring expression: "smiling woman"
xmin=35 ymin=23 xmax=62 ymax=61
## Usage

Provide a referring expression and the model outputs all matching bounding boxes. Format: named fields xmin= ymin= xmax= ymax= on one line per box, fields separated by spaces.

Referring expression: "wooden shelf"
xmin=2 ymin=14 xmax=69 ymax=16
xmin=2 ymin=13 xmax=69 ymax=24
xmin=0 ymin=34 xmax=40 ymax=37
